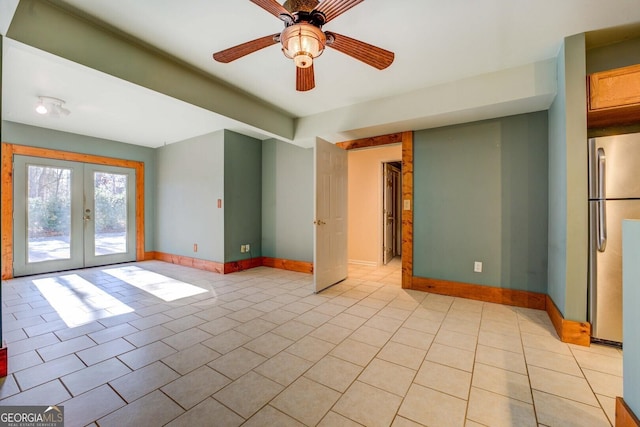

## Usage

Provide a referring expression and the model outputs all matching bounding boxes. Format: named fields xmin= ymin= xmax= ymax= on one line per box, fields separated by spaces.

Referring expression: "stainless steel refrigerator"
xmin=588 ymin=132 xmax=640 ymax=345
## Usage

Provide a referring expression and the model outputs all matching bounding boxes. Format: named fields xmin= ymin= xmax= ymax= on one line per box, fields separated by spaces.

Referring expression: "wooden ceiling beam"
xmin=336 ymin=132 xmax=403 ymax=150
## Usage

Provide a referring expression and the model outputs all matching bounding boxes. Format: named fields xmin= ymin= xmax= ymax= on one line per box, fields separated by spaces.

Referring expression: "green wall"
xmin=155 ymin=131 xmax=225 ymax=261
xmin=547 ymin=43 xmax=569 ymax=315
xmin=261 ymin=138 xmax=313 ymax=262
xmin=1 ymin=121 xmax=157 ymax=251
xmin=586 ymin=35 xmax=640 ymax=74
xmin=224 ymin=130 xmax=262 ymax=262
xmin=413 ymin=112 xmax=548 ymax=293
xmin=547 ymin=34 xmax=589 ymax=321
xmin=623 ymin=220 xmax=640 ymax=418
xmin=156 ymin=129 xmax=262 ymax=264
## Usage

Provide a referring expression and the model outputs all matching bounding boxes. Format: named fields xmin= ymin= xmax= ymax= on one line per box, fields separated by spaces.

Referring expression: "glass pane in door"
xmin=27 ymin=165 xmax=72 ymax=262
xmin=93 ymin=172 xmax=128 ymax=256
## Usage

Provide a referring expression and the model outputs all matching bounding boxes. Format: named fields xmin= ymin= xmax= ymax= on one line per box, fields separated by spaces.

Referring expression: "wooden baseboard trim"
xmin=545 ymin=295 xmax=591 ymax=346
xmin=617 ymin=397 xmax=640 ymax=427
xmin=151 ymin=253 xmax=313 ymax=275
xmin=411 ymin=276 xmax=546 ymax=310
xmin=224 ymin=257 xmax=264 ymax=274
xmin=153 ymin=252 xmax=225 ymax=274
xmin=263 ymin=257 xmax=313 ymax=274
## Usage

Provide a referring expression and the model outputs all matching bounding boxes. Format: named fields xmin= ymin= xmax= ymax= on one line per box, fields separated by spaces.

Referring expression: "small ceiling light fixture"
xmin=35 ymin=98 xmax=48 ymax=114
xmin=35 ymin=96 xmax=70 ymax=118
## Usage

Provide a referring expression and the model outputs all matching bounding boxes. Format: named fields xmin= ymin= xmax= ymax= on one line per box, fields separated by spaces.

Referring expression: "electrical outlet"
xmin=193 ymin=243 xmax=198 ymax=253
xmin=240 ymin=245 xmax=245 ymax=253
xmin=474 ymin=261 xmax=483 ymax=273
xmin=245 ymin=244 xmax=250 ymax=252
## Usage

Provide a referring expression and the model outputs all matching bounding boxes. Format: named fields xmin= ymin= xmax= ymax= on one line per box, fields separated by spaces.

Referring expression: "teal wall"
xmin=224 ymin=130 xmax=262 ymax=262
xmin=156 ymin=129 xmax=262 ymax=264
xmin=1 ymin=121 xmax=157 ymax=251
xmin=413 ymin=112 xmax=548 ymax=293
xmin=261 ymin=138 xmax=313 ymax=262
xmin=155 ymin=131 xmax=225 ymax=261
xmin=586 ymin=35 xmax=640 ymax=74
xmin=547 ymin=34 xmax=589 ymax=321
xmin=562 ymin=34 xmax=589 ymax=322
xmin=623 ymin=220 xmax=640 ymax=418
xmin=548 ymin=44 xmax=569 ymax=314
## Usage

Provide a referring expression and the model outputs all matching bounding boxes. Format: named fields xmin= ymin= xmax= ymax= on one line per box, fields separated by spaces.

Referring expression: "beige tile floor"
xmin=0 ymin=258 xmax=623 ymax=426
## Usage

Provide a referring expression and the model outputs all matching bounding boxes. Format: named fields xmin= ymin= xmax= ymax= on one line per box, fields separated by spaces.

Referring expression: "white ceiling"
xmin=3 ymin=0 xmax=640 ymax=148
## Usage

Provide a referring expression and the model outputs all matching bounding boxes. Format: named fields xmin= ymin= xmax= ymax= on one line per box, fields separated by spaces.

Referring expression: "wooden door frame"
xmin=1 ymin=142 xmax=145 ymax=280
xmin=337 ymin=131 xmax=413 ymax=288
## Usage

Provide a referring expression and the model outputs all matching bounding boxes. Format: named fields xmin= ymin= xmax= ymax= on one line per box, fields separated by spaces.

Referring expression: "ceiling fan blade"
xmin=296 ymin=64 xmax=315 ymax=91
xmin=315 ymin=0 xmax=364 ymax=23
xmin=213 ymin=33 xmax=280 ymax=63
xmin=326 ymin=31 xmax=394 ymax=70
xmin=250 ymin=0 xmax=293 ymax=20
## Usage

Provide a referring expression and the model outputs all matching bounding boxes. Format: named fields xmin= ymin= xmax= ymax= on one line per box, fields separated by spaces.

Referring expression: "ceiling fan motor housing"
xmin=283 ymin=0 xmax=320 ymax=13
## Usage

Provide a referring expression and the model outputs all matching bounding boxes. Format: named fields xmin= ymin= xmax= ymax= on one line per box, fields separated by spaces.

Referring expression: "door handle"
xmin=314 ymin=220 xmax=326 ymax=225
xmin=84 ymin=208 xmax=91 ymax=221
xmin=597 ymin=148 xmax=606 ymax=200
xmin=597 ymin=200 xmax=607 ymax=252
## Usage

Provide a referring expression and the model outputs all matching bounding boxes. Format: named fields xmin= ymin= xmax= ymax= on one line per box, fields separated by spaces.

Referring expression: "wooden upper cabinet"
xmin=588 ymin=63 xmax=640 ymax=128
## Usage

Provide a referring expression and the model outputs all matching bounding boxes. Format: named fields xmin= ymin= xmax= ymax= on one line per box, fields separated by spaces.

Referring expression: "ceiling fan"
xmin=213 ymin=0 xmax=394 ymax=91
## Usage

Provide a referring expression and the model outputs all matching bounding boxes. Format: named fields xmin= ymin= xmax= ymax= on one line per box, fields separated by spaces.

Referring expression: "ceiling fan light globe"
xmin=281 ymin=23 xmax=326 ymax=66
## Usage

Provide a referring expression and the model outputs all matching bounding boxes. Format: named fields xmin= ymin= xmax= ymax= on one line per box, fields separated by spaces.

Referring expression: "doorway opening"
xmin=382 ymin=161 xmax=402 ymax=265
xmin=345 ymin=142 xmax=403 ymax=269
xmin=339 ymin=131 xmax=412 ymax=286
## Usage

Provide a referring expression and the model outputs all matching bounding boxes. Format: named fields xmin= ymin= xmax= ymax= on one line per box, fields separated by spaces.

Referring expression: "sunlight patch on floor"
xmin=33 ymin=274 xmax=134 ymax=327
xmin=103 ymin=265 xmax=208 ymax=302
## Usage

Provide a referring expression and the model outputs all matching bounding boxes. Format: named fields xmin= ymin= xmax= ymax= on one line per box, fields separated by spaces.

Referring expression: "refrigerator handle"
xmin=597 ymin=200 xmax=607 ymax=252
xmin=597 ymin=148 xmax=606 ymax=199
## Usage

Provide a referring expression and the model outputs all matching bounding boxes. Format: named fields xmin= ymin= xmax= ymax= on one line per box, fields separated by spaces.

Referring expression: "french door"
xmin=13 ymin=156 xmax=136 ymax=276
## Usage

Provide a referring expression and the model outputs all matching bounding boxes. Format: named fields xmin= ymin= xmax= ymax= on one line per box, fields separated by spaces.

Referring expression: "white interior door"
xmin=314 ymin=138 xmax=348 ymax=293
